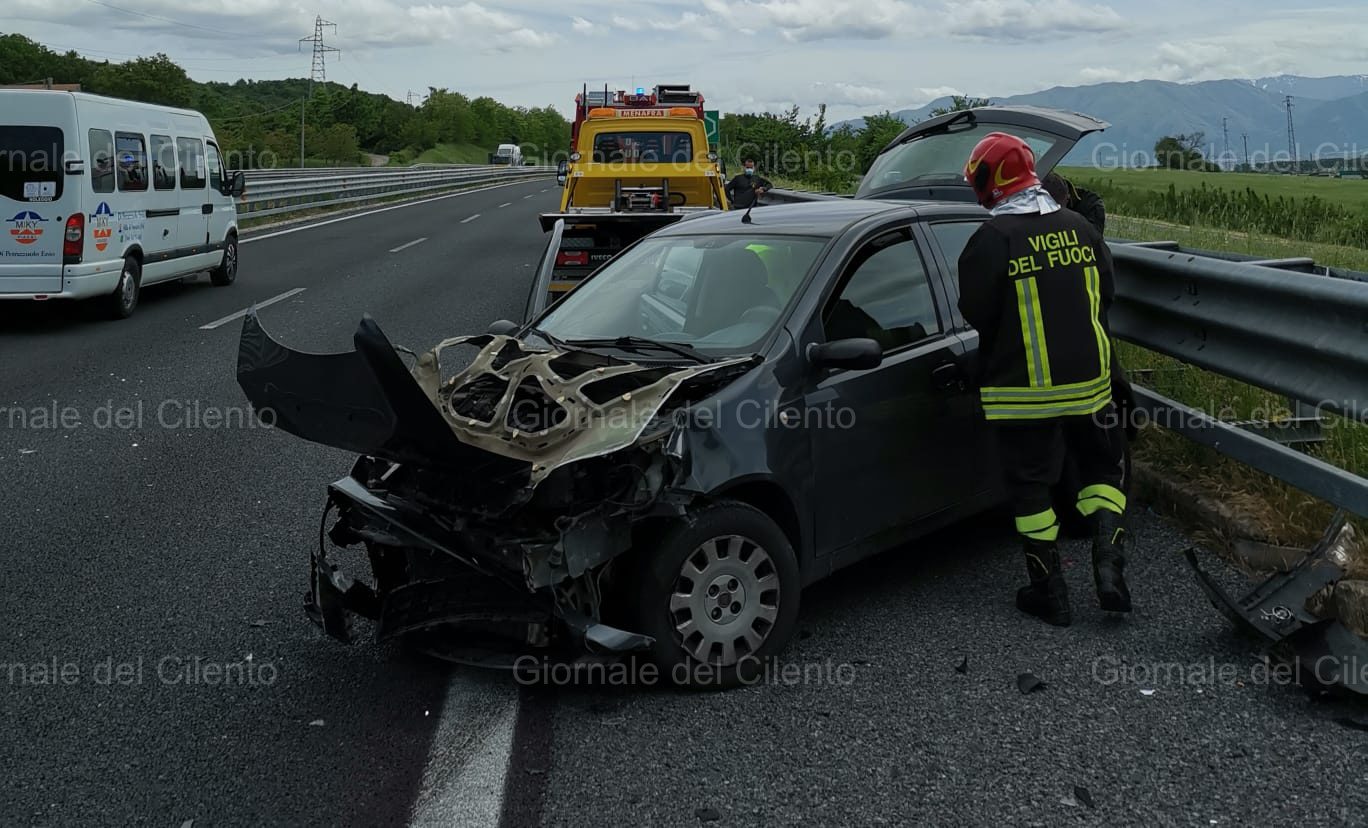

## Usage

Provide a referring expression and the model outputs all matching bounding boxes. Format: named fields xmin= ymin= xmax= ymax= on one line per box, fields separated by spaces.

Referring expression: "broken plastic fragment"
xmin=1017 ymin=673 xmax=1046 ymax=694
xmin=955 ymin=657 xmax=968 ymax=674
xmin=695 ymin=807 xmax=721 ymax=822
xmin=1074 ymin=785 xmax=1095 ymax=809
xmin=1140 ymin=689 xmax=1156 ymax=696
xmin=308 ymin=719 xmax=324 ymax=727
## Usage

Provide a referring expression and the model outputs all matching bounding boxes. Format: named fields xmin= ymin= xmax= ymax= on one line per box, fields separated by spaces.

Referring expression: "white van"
xmin=490 ymin=143 xmax=523 ymax=166
xmin=0 ymin=90 xmax=246 ymax=319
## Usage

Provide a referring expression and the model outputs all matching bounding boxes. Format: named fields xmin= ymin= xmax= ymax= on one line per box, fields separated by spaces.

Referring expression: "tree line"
xmin=0 ymin=33 xmax=569 ymax=168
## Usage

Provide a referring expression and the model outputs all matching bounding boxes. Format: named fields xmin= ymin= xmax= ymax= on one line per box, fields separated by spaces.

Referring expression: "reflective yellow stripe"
xmin=1016 ymin=508 xmax=1060 ymax=541
xmin=1015 ymin=277 xmax=1050 ymax=387
xmin=1077 ymin=484 xmax=1127 ymax=516
xmin=1085 ymin=265 xmax=1110 ymax=376
xmin=549 ymin=280 xmax=581 ymax=292
xmin=981 ymin=372 xmax=1111 ymax=403
xmin=982 ymin=387 xmax=1112 ymax=420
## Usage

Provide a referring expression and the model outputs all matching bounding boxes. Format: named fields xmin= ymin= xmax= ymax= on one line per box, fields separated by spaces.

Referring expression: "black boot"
xmin=1092 ymin=510 xmax=1132 ymax=612
xmin=1016 ymin=538 xmax=1072 ymax=626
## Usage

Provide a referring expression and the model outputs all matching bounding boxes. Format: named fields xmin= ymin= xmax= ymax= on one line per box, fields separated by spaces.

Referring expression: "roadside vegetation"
xmin=0 ymin=33 xmax=569 ymax=168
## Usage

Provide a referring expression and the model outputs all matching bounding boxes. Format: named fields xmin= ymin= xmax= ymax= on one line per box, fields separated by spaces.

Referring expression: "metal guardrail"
xmin=763 ymin=186 xmax=1368 ymax=517
xmin=238 ymin=165 xmax=554 ymax=218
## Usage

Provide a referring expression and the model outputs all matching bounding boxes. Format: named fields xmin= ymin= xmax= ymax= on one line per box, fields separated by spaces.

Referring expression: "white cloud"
xmin=696 ymin=0 xmax=919 ymax=42
xmin=1079 ymin=66 xmax=1125 ymax=83
xmin=810 ymin=82 xmax=889 ymax=106
xmin=946 ymin=0 xmax=1126 ymax=40
xmin=571 ymin=16 xmax=594 ymax=34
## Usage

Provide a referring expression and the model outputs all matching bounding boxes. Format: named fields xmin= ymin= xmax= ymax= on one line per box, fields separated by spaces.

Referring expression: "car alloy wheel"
xmin=671 ymin=534 xmax=781 ymax=667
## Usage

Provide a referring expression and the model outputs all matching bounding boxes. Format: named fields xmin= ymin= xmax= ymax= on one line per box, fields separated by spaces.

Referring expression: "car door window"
xmin=927 ymin=221 xmax=983 ymax=284
xmin=822 ymin=229 xmax=940 ymax=352
xmin=177 ymin=138 xmax=206 ymax=190
xmin=640 ymin=245 xmax=702 ymax=334
xmin=205 ymin=142 xmax=223 ymax=192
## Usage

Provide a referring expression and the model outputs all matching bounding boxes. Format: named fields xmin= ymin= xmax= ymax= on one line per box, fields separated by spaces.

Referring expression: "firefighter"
xmin=956 ymin=132 xmax=1132 ymax=627
xmin=1041 ymin=171 xmax=1106 ymax=235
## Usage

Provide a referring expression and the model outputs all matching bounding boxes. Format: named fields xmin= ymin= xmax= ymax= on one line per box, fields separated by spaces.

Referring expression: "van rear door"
xmin=0 ymin=123 xmax=70 ymax=294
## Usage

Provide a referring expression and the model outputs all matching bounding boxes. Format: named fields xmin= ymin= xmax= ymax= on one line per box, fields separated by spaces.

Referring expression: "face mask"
xmin=744 ymin=168 xmax=754 ymax=176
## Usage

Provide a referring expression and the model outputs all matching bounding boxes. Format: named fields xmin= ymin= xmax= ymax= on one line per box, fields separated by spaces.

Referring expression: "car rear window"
xmin=0 ymin=125 xmax=64 ymax=203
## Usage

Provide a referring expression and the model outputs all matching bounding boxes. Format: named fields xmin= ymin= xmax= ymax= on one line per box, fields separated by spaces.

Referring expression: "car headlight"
xmin=570 ymin=152 xmax=581 ymax=162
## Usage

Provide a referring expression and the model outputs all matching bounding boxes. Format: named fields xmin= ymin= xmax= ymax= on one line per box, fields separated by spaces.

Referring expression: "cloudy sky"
xmin=8 ymin=0 xmax=1368 ymax=120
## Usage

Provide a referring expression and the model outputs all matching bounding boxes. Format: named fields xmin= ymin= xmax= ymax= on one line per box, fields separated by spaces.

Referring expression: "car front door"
xmin=803 ymin=225 xmax=981 ymax=556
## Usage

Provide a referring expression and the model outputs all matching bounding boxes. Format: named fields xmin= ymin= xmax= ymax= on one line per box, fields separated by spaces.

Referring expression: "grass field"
xmin=402 ymin=143 xmax=494 ymax=165
xmin=1059 ymin=166 xmax=1368 ymax=213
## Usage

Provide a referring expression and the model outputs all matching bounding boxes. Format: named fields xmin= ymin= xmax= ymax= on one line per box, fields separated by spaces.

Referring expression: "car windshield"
xmin=858 ymin=121 xmax=1060 ymax=195
xmin=536 ymin=234 xmax=828 ymax=355
xmin=591 ymin=131 xmax=694 ymax=162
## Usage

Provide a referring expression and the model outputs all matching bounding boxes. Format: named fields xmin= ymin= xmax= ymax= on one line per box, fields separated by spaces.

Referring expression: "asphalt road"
xmin=0 ymin=179 xmax=551 ymax=826
xmin=3 ymin=179 xmax=1367 ymax=827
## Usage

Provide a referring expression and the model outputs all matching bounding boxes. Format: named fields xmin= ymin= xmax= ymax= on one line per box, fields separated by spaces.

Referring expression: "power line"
xmin=1284 ymin=95 xmax=1297 ymax=165
xmin=298 ymin=16 xmax=341 ymax=166
xmin=82 ymin=0 xmax=270 ymax=39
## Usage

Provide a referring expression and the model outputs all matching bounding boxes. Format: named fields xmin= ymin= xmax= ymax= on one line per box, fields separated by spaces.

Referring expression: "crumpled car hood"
xmin=236 ymin=312 xmax=753 ymax=487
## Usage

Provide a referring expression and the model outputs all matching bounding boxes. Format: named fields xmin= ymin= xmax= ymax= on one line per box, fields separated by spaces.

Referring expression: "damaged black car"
xmin=237 ymin=198 xmax=1040 ymax=686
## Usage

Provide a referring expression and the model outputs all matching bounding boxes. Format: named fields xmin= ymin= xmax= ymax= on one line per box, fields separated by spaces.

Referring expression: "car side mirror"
xmin=223 ymin=171 xmax=246 ymax=198
xmin=556 ymin=160 xmax=568 ymax=187
xmin=806 ymin=338 xmax=883 ymax=371
xmin=488 ymin=319 xmax=521 ymax=336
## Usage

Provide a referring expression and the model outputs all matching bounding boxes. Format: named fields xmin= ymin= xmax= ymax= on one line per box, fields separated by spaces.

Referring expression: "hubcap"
xmin=225 ymin=243 xmax=237 ymax=277
xmin=121 ymin=267 xmax=136 ymax=307
xmin=670 ymin=535 xmax=781 ymax=667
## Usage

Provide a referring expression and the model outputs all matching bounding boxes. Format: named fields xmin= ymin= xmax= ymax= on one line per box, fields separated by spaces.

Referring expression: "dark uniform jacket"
xmin=957 ymin=207 xmax=1116 ymax=421
xmin=725 ymin=173 xmax=771 ymax=208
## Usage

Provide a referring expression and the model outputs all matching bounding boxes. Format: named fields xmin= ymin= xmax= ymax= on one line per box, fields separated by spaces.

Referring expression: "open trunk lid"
xmin=854 ymin=105 xmax=1109 ymax=203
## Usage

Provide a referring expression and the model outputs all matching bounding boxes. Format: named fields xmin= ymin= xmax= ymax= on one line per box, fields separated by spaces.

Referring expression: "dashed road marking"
xmin=389 ymin=237 xmax=428 ymax=253
xmin=408 ymin=676 xmax=519 ymax=827
xmin=462 ymin=214 xmax=481 ymax=224
xmin=199 ymin=288 xmax=305 ymax=330
xmin=498 ymin=202 xmax=512 ymax=208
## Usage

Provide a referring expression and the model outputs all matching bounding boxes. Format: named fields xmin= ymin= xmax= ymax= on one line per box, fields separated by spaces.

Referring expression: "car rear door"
xmin=0 ymin=121 xmax=72 ymax=294
xmin=803 ymin=224 xmax=981 ymax=555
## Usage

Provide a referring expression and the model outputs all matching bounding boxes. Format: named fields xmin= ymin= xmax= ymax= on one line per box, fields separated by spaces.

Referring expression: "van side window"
xmin=205 ymin=143 xmax=223 ymax=192
xmin=114 ymin=132 xmax=148 ymax=192
xmin=177 ymin=138 xmax=206 ymax=190
xmin=89 ymin=129 xmax=115 ymax=194
xmin=149 ymin=134 xmax=176 ymax=190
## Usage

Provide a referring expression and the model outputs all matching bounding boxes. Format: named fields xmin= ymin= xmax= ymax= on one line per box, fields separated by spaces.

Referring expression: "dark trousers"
xmin=992 ymin=405 xmax=1127 ymax=541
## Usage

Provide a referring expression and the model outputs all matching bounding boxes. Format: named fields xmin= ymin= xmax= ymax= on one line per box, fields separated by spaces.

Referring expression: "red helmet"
xmin=964 ymin=132 xmax=1039 ymax=207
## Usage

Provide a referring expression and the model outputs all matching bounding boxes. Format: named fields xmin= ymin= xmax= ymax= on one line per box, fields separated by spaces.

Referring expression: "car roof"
xmin=652 ymin=199 xmax=982 ymax=238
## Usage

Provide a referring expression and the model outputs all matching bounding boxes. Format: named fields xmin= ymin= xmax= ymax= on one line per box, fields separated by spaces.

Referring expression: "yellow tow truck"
xmin=529 ymin=84 xmax=728 ymax=318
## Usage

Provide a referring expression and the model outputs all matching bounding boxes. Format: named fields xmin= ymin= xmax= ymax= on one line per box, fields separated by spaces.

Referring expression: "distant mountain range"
xmin=834 ymin=75 xmax=1368 ymax=167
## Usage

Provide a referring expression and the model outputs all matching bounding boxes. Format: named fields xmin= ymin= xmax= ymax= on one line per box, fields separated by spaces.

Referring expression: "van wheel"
xmin=210 ymin=235 xmax=238 ymax=286
xmin=631 ymin=501 xmax=801 ymax=689
xmin=108 ymin=257 xmax=141 ymax=320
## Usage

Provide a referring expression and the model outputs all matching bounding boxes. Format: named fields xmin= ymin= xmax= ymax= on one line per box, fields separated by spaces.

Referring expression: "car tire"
xmin=631 ymin=500 xmax=801 ymax=689
xmin=108 ymin=256 xmax=141 ymax=320
xmin=210 ymin=234 xmax=238 ymax=286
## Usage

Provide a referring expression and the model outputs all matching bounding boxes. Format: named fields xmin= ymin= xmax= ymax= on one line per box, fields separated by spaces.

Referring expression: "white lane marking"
xmin=461 ymin=214 xmax=481 ymax=224
xmin=389 ymin=237 xmax=428 ymax=253
xmin=540 ymin=188 xmax=548 ymax=192
xmin=241 ymin=179 xmax=547 ymax=244
xmin=498 ymin=202 xmax=512 ymax=208
xmin=523 ymin=194 xmax=535 ymax=199
xmin=409 ymin=676 xmax=519 ymax=828
xmin=199 ymin=288 xmax=305 ymax=330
